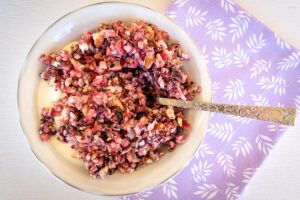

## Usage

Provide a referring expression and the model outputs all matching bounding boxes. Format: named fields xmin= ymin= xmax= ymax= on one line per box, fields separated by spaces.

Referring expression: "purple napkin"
xmin=121 ymin=1 xmax=300 ymax=199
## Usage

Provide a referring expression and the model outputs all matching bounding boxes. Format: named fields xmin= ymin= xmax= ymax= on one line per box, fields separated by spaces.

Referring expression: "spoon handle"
xmin=157 ymin=98 xmax=296 ymax=126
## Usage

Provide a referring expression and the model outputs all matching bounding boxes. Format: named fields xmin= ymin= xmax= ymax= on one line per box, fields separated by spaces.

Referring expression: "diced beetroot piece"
xmin=84 ymin=55 xmax=94 ymax=64
xmin=81 ymin=32 xmax=93 ymax=43
xmin=123 ymin=44 xmax=132 ymax=53
xmin=108 ymin=141 xmax=121 ymax=154
xmin=182 ymin=121 xmax=190 ymax=129
xmin=86 ymin=109 xmax=97 ymax=121
xmin=104 ymin=29 xmax=116 ymax=38
xmin=40 ymin=133 xmax=51 ymax=141
xmin=155 ymin=54 xmax=165 ymax=68
xmin=39 ymin=54 xmax=51 ymax=65
xmin=92 ymin=75 xmax=107 ymax=87
xmin=175 ymin=134 xmax=186 ymax=144
xmin=106 ymin=47 xmax=112 ymax=56
xmin=134 ymin=31 xmax=144 ymax=41
xmin=121 ymin=138 xmax=130 ymax=148
xmin=84 ymin=128 xmax=92 ymax=136
xmin=161 ymin=51 xmax=168 ymax=60
xmin=115 ymin=40 xmax=125 ymax=56
xmin=129 ymin=59 xmax=138 ymax=68
xmin=92 ymin=92 xmax=104 ymax=105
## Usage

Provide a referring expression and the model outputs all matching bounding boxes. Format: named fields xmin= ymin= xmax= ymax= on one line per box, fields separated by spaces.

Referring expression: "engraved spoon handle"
xmin=157 ymin=98 xmax=296 ymax=126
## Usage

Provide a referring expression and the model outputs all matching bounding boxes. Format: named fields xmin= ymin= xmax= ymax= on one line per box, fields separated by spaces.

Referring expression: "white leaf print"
xmin=233 ymin=44 xmax=250 ymax=67
xmin=268 ymin=123 xmax=287 ymax=133
xmin=172 ymin=0 xmax=188 ymax=7
xmin=162 ymin=179 xmax=178 ymax=199
xmin=250 ymin=94 xmax=269 ymax=106
xmin=277 ymin=52 xmax=300 ymax=71
xmin=134 ymin=190 xmax=153 ymax=200
xmin=211 ymin=47 xmax=232 ymax=68
xmin=212 ymin=81 xmax=221 ymax=94
xmin=229 ymin=10 xmax=251 ymax=42
xmin=242 ymin=168 xmax=255 ymax=183
xmin=194 ymin=184 xmax=219 ymax=200
xmin=274 ymin=33 xmax=291 ymax=50
xmin=201 ymin=45 xmax=210 ymax=64
xmin=277 ymin=102 xmax=286 ymax=107
xmin=185 ymin=6 xmax=207 ymax=28
xmin=220 ymin=0 xmax=235 ymax=13
xmin=225 ymin=183 xmax=240 ymax=200
xmin=208 ymin=122 xmax=233 ymax=142
xmin=205 ymin=19 xmax=227 ymax=42
xmin=164 ymin=10 xmax=177 ymax=19
xmin=257 ymin=76 xmax=286 ymax=96
xmin=191 ymin=160 xmax=213 ymax=183
xmin=229 ymin=115 xmax=252 ymax=124
xmin=246 ymin=33 xmax=266 ymax=53
xmin=232 ymin=137 xmax=252 ymax=157
xmin=196 ymin=143 xmax=214 ymax=159
xmin=295 ymin=95 xmax=300 ymax=111
xmin=250 ymin=59 xmax=271 ymax=79
xmin=217 ymin=152 xmax=236 ymax=177
xmin=256 ymin=134 xmax=273 ymax=155
xmin=223 ymin=79 xmax=245 ymax=101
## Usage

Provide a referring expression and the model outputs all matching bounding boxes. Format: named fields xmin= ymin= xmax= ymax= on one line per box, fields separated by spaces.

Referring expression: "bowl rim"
xmin=17 ymin=1 xmax=212 ymax=197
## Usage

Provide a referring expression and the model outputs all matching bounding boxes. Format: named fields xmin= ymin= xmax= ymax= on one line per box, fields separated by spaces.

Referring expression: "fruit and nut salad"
xmin=39 ymin=20 xmax=201 ymax=178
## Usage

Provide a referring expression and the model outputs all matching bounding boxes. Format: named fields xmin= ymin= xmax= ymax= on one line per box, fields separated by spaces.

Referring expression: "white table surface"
xmin=0 ymin=0 xmax=300 ymax=199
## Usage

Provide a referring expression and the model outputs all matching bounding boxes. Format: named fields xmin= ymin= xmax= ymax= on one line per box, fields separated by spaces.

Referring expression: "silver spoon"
xmin=157 ymin=97 xmax=296 ymax=126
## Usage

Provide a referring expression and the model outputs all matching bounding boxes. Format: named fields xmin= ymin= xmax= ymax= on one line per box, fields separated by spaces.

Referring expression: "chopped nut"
xmin=111 ymin=96 xmax=124 ymax=111
xmin=152 ymin=109 xmax=159 ymax=114
xmin=154 ymin=122 xmax=165 ymax=130
xmin=107 ymin=86 xmax=122 ymax=93
xmin=109 ymin=61 xmax=122 ymax=71
xmin=158 ymin=77 xmax=165 ymax=89
xmin=79 ymin=42 xmax=89 ymax=53
xmin=92 ymin=30 xmax=105 ymax=47
xmin=81 ymin=104 xmax=89 ymax=116
xmin=70 ymin=58 xmax=84 ymax=71
xmin=99 ymin=61 xmax=107 ymax=69
xmin=125 ymin=30 xmax=130 ymax=36
xmin=156 ymin=39 xmax=167 ymax=49
xmin=166 ymin=106 xmax=175 ymax=119
xmin=144 ymin=56 xmax=154 ymax=68
xmin=51 ymin=60 xmax=60 ymax=67
xmin=63 ymin=41 xmax=79 ymax=53
xmin=146 ymin=25 xmax=154 ymax=39
xmin=177 ymin=117 xmax=183 ymax=127
xmin=139 ymin=116 xmax=149 ymax=125
xmin=82 ymin=85 xmax=93 ymax=93
xmin=98 ymin=166 xmax=109 ymax=179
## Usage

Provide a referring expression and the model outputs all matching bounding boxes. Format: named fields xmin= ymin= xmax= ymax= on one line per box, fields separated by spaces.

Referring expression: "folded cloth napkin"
xmin=121 ymin=1 xmax=300 ymax=199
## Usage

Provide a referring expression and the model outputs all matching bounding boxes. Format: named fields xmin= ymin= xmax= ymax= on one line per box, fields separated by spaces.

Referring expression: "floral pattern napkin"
xmin=120 ymin=0 xmax=300 ymax=199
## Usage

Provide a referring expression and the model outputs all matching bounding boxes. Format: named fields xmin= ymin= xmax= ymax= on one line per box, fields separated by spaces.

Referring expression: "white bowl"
xmin=17 ymin=2 xmax=211 ymax=196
